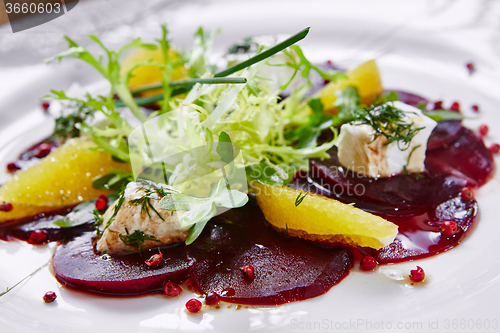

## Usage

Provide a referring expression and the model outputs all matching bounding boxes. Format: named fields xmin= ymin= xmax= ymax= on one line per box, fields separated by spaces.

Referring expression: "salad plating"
xmin=0 ymin=25 xmax=496 ymax=308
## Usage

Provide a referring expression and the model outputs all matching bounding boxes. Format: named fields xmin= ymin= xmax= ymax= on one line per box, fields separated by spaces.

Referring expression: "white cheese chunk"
xmin=96 ymin=181 xmax=188 ymax=254
xmin=336 ymin=101 xmax=437 ymax=178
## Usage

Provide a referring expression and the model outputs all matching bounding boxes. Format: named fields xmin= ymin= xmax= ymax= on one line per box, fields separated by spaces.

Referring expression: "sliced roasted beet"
xmin=53 ymin=232 xmax=190 ymax=295
xmin=425 ymin=128 xmax=494 ymax=187
xmin=427 ymin=120 xmax=463 ymax=150
xmin=298 ymin=149 xmax=467 ymax=212
xmin=186 ymin=199 xmax=353 ymax=305
xmin=391 ymin=90 xmax=429 ymax=107
xmin=361 ymin=196 xmax=478 ymax=263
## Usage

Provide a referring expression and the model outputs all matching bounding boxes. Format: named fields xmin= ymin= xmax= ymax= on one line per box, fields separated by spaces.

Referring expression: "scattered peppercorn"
xmin=441 ymin=221 xmax=458 ymax=236
xmin=185 ymin=298 xmax=202 ymax=313
xmin=6 ymin=162 xmax=20 ymax=173
xmin=28 ymin=229 xmax=48 ymax=244
xmin=240 ymin=264 xmax=255 ymax=279
xmin=409 ymin=266 xmax=425 ymax=282
xmin=145 ymin=252 xmax=163 ymax=267
xmin=34 ymin=143 xmax=52 ymax=159
xmin=489 ymin=143 xmax=500 ymax=155
xmin=205 ymin=292 xmax=220 ymax=306
xmin=98 ymin=194 xmax=109 ymax=204
xmin=479 ymin=124 xmax=489 ymax=137
xmin=433 ymin=101 xmax=443 ymax=110
xmin=163 ymin=281 xmax=182 ymax=297
xmin=460 ymin=187 xmax=474 ymax=201
xmin=450 ymin=101 xmax=460 ymax=112
xmin=472 ymin=104 xmax=479 ymax=112
xmin=43 ymin=291 xmax=57 ymax=303
xmin=466 ymin=62 xmax=475 ymax=75
xmin=359 ymin=256 xmax=377 ymax=271
xmin=95 ymin=198 xmax=107 ymax=210
xmin=41 ymin=101 xmax=50 ymax=112
xmin=0 ymin=202 xmax=13 ymax=212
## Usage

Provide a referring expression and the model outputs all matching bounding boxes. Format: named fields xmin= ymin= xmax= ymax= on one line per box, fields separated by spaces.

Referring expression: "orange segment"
xmin=121 ymin=48 xmax=189 ymax=97
xmin=317 ymin=59 xmax=383 ymax=114
xmin=0 ymin=138 xmax=130 ymax=222
xmin=253 ymin=182 xmax=398 ymax=250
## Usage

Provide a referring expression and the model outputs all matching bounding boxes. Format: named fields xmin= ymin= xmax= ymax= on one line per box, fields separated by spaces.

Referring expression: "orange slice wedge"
xmin=253 ymin=182 xmax=398 ymax=250
xmin=0 ymin=137 xmax=130 ymax=223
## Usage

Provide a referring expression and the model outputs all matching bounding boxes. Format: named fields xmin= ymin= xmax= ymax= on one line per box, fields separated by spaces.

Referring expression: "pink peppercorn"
xmin=185 ymin=298 xmax=202 ymax=313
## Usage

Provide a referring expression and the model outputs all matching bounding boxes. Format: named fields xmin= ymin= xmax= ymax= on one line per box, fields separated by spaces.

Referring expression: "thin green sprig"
xmin=130 ymin=77 xmax=248 ymax=95
xmin=124 ymin=27 xmax=310 ymax=106
xmin=119 ymin=228 xmax=160 ymax=254
xmin=0 ymin=260 xmax=51 ymax=298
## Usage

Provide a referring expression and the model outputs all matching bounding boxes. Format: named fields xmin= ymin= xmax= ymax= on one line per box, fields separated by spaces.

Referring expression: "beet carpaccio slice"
xmin=52 ymin=232 xmax=190 ymax=295
xmin=186 ymin=199 xmax=353 ymax=305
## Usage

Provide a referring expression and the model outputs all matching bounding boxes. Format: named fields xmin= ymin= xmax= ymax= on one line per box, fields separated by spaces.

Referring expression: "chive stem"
xmin=116 ymin=27 xmax=310 ymax=107
xmin=131 ymin=77 xmax=248 ymax=95
xmin=215 ymin=27 xmax=310 ymax=78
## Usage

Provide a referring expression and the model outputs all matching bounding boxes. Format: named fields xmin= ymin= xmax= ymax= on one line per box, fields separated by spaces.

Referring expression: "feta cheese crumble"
xmin=336 ymin=101 xmax=437 ymax=178
xmin=96 ymin=181 xmax=188 ymax=254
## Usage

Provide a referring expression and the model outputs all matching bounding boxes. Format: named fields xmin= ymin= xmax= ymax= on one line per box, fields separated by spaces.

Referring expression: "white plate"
xmin=1 ymin=1 xmax=500 ymax=332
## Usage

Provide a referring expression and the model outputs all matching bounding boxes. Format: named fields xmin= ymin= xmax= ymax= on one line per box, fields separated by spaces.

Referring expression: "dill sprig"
xmin=119 ymin=228 xmax=160 ymax=254
xmin=130 ymin=184 xmax=174 ymax=221
xmin=355 ymin=103 xmax=425 ymax=151
xmin=100 ymin=185 xmax=126 ymax=235
xmin=295 ymin=191 xmax=309 ymax=207
xmin=93 ymin=209 xmax=104 ymax=233
xmin=50 ymin=102 xmax=94 ymax=141
xmin=0 ymin=260 xmax=51 ymax=298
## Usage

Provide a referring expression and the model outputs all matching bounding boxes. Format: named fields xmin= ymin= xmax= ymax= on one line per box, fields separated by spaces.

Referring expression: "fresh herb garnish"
xmin=332 ymin=88 xmax=424 ymax=150
xmin=49 ymin=102 xmax=94 ymax=141
xmin=286 ymin=98 xmax=334 ymax=148
xmin=0 ymin=260 xmax=51 ymax=298
xmin=119 ymin=228 xmax=160 ymax=254
xmin=130 ymin=187 xmax=167 ymax=221
xmin=100 ymin=186 xmax=126 ymax=235
xmin=295 ymin=191 xmax=309 ymax=207
xmin=357 ymin=103 xmax=425 ymax=150
xmin=93 ymin=209 xmax=104 ymax=232
xmin=159 ymin=178 xmax=248 ymax=245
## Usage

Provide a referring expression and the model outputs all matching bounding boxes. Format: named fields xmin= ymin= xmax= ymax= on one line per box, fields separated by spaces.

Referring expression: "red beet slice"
xmin=299 ymin=151 xmax=467 ymax=211
xmin=427 ymin=120 xmax=463 ymax=150
xmin=426 ymin=128 xmax=494 ymax=187
xmin=186 ymin=199 xmax=353 ymax=305
xmin=53 ymin=232 xmax=190 ymax=295
xmin=391 ymin=90 xmax=429 ymax=107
